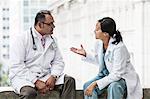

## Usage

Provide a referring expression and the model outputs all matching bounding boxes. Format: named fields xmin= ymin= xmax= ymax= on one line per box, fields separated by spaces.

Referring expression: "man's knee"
xmin=65 ymin=75 xmax=75 ymax=86
xmin=20 ymin=86 xmax=37 ymax=98
xmin=62 ymin=75 xmax=76 ymax=99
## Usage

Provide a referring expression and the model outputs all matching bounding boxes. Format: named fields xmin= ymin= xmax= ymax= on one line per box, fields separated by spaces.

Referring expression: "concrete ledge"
xmin=144 ymin=88 xmax=150 ymax=99
xmin=0 ymin=91 xmax=60 ymax=99
xmin=0 ymin=89 xmax=149 ymax=99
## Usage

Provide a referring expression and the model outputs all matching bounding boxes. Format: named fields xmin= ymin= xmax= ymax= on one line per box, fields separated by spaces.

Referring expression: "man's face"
xmin=41 ymin=14 xmax=55 ymax=35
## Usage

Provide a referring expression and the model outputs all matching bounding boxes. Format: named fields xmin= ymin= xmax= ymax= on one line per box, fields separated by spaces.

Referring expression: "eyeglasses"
xmin=42 ymin=22 xmax=55 ymax=28
xmin=42 ymin=22 xmax=52 ymax=26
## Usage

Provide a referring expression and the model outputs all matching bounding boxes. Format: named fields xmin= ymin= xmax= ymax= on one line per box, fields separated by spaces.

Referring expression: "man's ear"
xmin=38 ymin=22 xmax=43 ymax=28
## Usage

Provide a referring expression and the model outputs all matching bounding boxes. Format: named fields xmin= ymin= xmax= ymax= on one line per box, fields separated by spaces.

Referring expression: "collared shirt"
xmin=32 ymin=27 xmax=51 ymax=51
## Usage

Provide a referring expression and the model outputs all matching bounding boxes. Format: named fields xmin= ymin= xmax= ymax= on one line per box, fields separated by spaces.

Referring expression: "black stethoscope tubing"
xmin=30 ymin=27 xmax=55 ymax=51
xmin=30 ymin=27 xmax=37 ymax=50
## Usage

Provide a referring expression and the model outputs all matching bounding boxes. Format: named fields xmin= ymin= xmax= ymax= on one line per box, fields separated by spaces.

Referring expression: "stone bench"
xmin=0 ymin=89 xmax=149 ymax=99
xmin=0 ymin=90 xmax=105 ymax=99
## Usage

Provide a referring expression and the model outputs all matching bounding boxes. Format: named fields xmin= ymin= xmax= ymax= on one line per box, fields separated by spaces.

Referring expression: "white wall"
xmin=143 ymin=1 xmax=150 ymax=88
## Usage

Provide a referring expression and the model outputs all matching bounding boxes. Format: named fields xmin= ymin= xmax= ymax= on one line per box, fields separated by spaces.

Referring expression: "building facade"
xmin=0 ymin=0 xmax=50 ymax=86
xmin=0 ymin=0 xmax=10 ymax=67
xmin=0 ymin=0 xmax=10 ymax=86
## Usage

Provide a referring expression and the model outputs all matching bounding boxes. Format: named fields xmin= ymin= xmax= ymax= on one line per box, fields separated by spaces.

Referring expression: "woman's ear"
xmin=104 ymin=32 xmax=109 ymax=37
xmin=103 ymin=32 xmax=107 ymax=36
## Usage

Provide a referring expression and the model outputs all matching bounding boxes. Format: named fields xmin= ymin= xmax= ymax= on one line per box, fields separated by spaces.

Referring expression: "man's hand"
xmin=45 ymin=75 xmax=56 ymax=90
xmin=35 ymin=79 xmax=48 ymax=94
xmin=70 ymin=45 xmax=86 ymax=57
xmin=85 ymin=81 xmax=97 ymax=96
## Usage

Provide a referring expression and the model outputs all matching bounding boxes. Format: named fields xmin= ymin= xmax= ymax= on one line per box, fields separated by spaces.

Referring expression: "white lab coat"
xmin=9 ymin=27 xmax=65 ymax=94
xmin=82 ymin=38 xmax=143 ymax=99
xmin=82 ymin=39 xmax=105 ymax=72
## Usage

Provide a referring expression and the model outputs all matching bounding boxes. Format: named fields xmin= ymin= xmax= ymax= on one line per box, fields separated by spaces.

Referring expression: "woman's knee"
xmin=108 ymin=82 xmax=121 ymax=92
xmin=107 ymin=81 xmax=127 ymax=99
xmin=83 ymin=81 xmax=91 ymax=90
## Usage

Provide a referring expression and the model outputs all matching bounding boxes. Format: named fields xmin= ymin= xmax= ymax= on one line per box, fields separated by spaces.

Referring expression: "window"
xmin=57 ymin=4 xmax=64 ymax=14
xmin=24 ymin=16 xmax=29 ymax=22
xmin=3 ymin=27 xmax=6 ymax=30
xmin=69 ymin=0 xmax=78 ymax=9
xmin=3 ymin=45 xmax=6 ymax=48
xmin=2 ymin=8 xmax=5 ymax=11
xmin=24 ymin=0 xmax=29 ymax=6
xmin=7 ymin=27 xmax=9 ymax=30
xmin=3 ymin=54 xmax=9 ymax=59
xmin=3 ymin=17 xmax=5 ymax=20
xmin=3 ymin=36 xmax=6 ymax=39
xmin=6 ymin=8 xmax=9 ymax=11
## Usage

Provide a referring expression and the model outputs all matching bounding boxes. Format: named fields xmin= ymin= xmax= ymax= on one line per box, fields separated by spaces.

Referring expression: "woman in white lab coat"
xmin=70 ymin=17 xmax=143 ymax=99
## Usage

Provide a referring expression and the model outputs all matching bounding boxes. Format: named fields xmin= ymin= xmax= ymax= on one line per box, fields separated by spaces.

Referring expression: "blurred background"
xmin=0 ymin=0 xmax=150 ymax=90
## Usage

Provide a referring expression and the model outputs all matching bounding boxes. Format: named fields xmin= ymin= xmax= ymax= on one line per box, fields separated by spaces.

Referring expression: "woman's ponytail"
xmin=112 ymin=30 xmax=123 ymax=44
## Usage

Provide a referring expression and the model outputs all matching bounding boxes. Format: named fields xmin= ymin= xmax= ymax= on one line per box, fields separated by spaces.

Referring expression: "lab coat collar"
xmin=32 ymin=27 xmax=50 ymax=39
xmin=107 ymin=37 xmax=116 ymax=49
xmin=32 ymin=27 xmax=54 ymax=52
xmin=108 ymin=37 xmax=115 ymax=45
xmin=105 ymin=38 xmax=115 ymax=57
xmin=32 ymin=27 xmax=42 ymax=39
xmin=44 ymin=36 xmax=54 ymax=52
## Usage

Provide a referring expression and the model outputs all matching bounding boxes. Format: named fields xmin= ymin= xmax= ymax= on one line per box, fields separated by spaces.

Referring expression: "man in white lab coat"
xmin=9 ymin=10 xmax=75 ymax=99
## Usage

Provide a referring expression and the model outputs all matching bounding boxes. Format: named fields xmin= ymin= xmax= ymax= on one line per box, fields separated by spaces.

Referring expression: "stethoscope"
xmin=30 ymin=27 xmax=57 ymax=51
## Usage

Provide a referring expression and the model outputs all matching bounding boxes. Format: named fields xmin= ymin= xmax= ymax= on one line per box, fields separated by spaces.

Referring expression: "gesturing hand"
xmin=70 ymin=44 xmax=86 ymax=57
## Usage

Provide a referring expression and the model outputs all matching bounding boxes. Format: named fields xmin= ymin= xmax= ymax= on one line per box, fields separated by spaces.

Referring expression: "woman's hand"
xmin=70 ymin=45 xmax=86 ymax=57
xmin=84 ymin=82 xmax=97 ymax=96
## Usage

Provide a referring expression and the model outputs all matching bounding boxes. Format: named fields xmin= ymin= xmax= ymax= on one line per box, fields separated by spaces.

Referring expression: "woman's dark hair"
xmin=34 ymin=10 xmax=51 ymax=26
xmin=98 ymin=17 xmax=123 ymax=45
